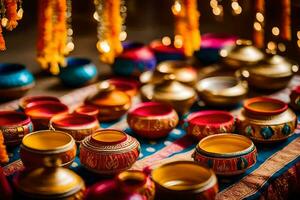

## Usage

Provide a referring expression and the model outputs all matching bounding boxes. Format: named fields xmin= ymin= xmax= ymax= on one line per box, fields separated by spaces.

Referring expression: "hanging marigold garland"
xmin=37 ymin=0 xmax=73 ymax=75
xmin=0 ymin=0 xmax=23 ymax=51
xmin=94 ymin=0 xmax=125 ymax=64
xmin=0 ymin=131 xmax=8 ymax=164
xmin=172 ymin=0 xmax=201 ymax=57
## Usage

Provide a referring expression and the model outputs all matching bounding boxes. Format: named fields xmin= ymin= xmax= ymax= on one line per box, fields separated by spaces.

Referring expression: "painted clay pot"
xmin=0 ymin=63 xmax=35 ymax=100
xmin=140 ymin=74 xmax=197 ymax=114
xmin=151 ymin=161 xmax=218 ymax=200
xmin=85 ymin=180 xmax=146 ymax=200
xmin=116 ymin=170 xmax=155 ymax=200
xmin=290 ymin=86 xmax=300 ymax=111
xmin=193 ymin=134 xmax=257 ymax=176
xmin=20 ymin=130 xmax=77 ymax=169
xmin=49 ymin=113 xmax=100 ymax=142
xmin=186 ymin=110 xmax=235 ymax=141
xmin=108 ymin=78 xmax=139 ymax=97
xmin=194 ymin=33 xmax=237 ymax=64
xmin=196 ymin=76 xmax=248 ymax=106
xmin=236 ymin=97 xmax=297 ymax=142
xmin=24 ymin=101 xmax=69 ymax=130
xmin=59 ymin=57 xmax=98 ymax=87
xmin=139 ymin=60 xmax=198 ymax=86
xmin=80 ymin=129 xmax=140 ymax=175
xmin=221 ymin=39 xmax=264 ymax=69
xmin=112 ymin=42 xmax=156 ymax=77
xmin=19 ymin=95 xmax=60 ymax=111
xmin=237 ymin=53 xmax=299 ymax=90
xmin=75 ymin=104 xmax=99 ymax=118
xmin=86 ymin=81 xmax=131 ymax=122
xmin=14 ymin=158 xmax=85 ymax=200
xmin=149 ymin=39 xmax=185 ymax=63
xmin=127 ymin=102 xmax=179 ymax=139
xmin=0 ymin=111 xmax=33 ymax=146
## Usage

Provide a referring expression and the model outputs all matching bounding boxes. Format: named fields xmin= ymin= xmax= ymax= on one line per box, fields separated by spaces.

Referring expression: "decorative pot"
xmin=140 ymin=74 xmax=197 ymax=114
xmin=20 ymin=130 xmax=77 ymax=169
xmin=151 ymin=161 xmax=218 ymax=200
xmin=139 ymin=60 xmax=198 ymax=86
xmin=0 ymin=111 xmax=33 ymax=146
xmin=112 ymin=42 xmax=156 ymax=77
xmin=59 ymin=57 xmax=98 ymax=87
xmin=236 ymin=97 xmax=297 ymax=142
xmin=108 ymin=78 xmax=139 ymax=97
xmin=193 ymin=134 xmax=257 ymax=176
xmin=0 ymin=63 xmax=35 ymax=99
xmin=14 ymin=158 xmax=85 ymax=200
xmin=237 ymin=53 xmax=299 ymax=90
xmin=194 ymin=33 xmax=237 ymax=64
xmin=290 ymin=86 xmax=300 ymax=111
xmin=24 ymin=101 xmax=69 ymax=130
xmin=220 ymin=40 xmax=264 ymax=69
xmin=75 ymin=104 xmax=99 ymax=118
xmin=49 ymin=113 xmax=100 ymax=143
xmin=80 ymin=129 xmax=140 ymax=175
xmin=149 ymin=39 xmax=185 ymax=63
xmin=127 ymin=102 xmax=179 ymax=139
xmin=116 ymin=170 xmax=155 ymax=200
xmin=19 ymin=95 xmax=60 ymax=111
xmin=186 ymin=110 xmax=235 ymax=141
xmin=196 ymin=76 xmax=248 ymax=106
xmin=86 ymin=81 xmax=131 ymax=122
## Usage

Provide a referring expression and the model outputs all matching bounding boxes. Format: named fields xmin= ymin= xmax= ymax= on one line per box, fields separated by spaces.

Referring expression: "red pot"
xmin=186 ymin=110 xmax=235 ymax=141
xmin=75 ymin=105 xmax=99 ymax=118
xmin=290 ymin=86 xmax=300 ymax=111
xmin=19 ymin=95 xmax=60 ymax=110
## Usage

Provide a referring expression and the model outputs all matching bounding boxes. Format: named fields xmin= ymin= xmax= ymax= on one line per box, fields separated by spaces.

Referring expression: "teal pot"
xmin=59 ymin=57 xmax=98 ymax=87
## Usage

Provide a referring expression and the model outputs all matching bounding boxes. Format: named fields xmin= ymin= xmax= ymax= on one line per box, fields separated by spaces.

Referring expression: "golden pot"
xmin=237 ymin=53 xmax=299 ymax=90
xmin=86 ymin=81 xmax=131 ymax=122
xmin=139 ymin=60 xmax=198 ymax=86
xmin=20 ymin=130 xmax=77 ymax=169
xmin=140 ymin=74 xmax=197 ymax=114
xmin=14 ymin=158 xmax=85 ymax=200
xmin=151 ymin=161 xmax=218 ymax=200
xmin=290 ymin=86 xmax=300 ymax=111
xmin=196 ymin=76 xmax=248 ymax=106
xmin=221 ymin=39 xmax=264 ymax=69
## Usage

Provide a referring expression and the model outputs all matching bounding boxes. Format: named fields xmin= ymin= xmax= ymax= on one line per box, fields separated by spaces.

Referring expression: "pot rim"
xmin=25 ymin=101 xmax=69 ymax=119
xmin=19 ymin=95 xmax=60 ymax=110
xmin=128 ymin=101 xmax=176 ymax=118
xmin=187 ymin=110 xmax=234 ymax=127
xmin=75 ymin=104 xmax=99 ymax=116
xmin=91 ymin=129 xmax=128 ymax=145
xmin=50 ymin=113 xmax=98 ymax=130
xmin=116 ymin=170 xmax=147 ymax=188
xmin=0 ymin=111 xmax=31 ymax=127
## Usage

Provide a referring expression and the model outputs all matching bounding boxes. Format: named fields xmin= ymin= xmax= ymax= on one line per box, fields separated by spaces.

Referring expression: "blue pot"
xmin=112 ymin=42 xmax=156 ymax=77
xmin=59 ymin=57 xmax=98 ymax=87
xmin=0 ymin=63 xmax=35 ymax=89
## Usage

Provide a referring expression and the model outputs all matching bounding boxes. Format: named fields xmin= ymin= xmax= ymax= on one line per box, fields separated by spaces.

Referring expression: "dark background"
xmin=0 ymin=0 xmax=299 ymax=75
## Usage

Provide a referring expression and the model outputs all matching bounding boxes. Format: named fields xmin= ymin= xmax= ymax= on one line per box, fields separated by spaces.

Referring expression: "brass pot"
xmin=221 ymin=39 xmax=264 ymax=69
xmin=139 ymin=60 xmax=198 ymax=86
xmin=237 ymin=53 xmax=299 ymax=90
xmin=14 ymin=158 xmax=85 ymax=200
xmin=196 ymin=76 xmax=248 ymax=106
xmin=86 ymin=81 xmax=131 ymax=122
xmin=140 ymin=74 xmax=197 ymax=114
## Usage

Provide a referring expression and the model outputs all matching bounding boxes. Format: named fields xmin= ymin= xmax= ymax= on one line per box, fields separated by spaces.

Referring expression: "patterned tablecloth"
xmin=1 ymin=76 xmax=300 ymax=200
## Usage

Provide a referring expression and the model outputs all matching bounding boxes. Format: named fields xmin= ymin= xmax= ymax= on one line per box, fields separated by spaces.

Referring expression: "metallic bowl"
xmin=151 ymin=161 xmax=218 ymax=200
xmin=19 ymin=95 xmax=60 ymax=111
xmin=127 ymin=102 xmax=179 ymax=139
xmin=196 ymin=76 xmax=248 ymax=106
xmin=186 ymin=110 xmax=235 ymax=141
xmin=193 ymin=134 xmax=257 ymax=176
xmin=237 ymin=97 xmax=297 ymax=142
xmin=80 ymin=129 xmax=140 ymax=175
xmin=20 ymin=130 xmax=77 ymax=169
xmin=59 ymin=57 xmax=98 ymax=87
xmin=50 ymin=113 xmax=100 ymax=143
xmin=14 ymin=158 xmax=85 ymax=199
xmin=220 ymin=39 xmax=264 ymax=69
xmin=290 ymin=86 xmax=300 ymax=111
xmin=86 ymin=81 xmax=131 ymax=122
xmin=0 ymin=111 xmax=33 ymax=146
xmin=108 ymin=78 xmax=139 ymax=97
xmin=237 ymin=53 xmax=299 ymax=90
xmin=24 ymin=101 xmax=69 ymax=130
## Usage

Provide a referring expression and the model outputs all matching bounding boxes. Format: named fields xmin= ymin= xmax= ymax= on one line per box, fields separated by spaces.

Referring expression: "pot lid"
xmin=221 ymin=39 xmax=264 ymax=63
xmin=15 ymin=158 xmax=84 ymax=197
xmin=87 ymin=81 xmax=130 ymax=107
xmin=153 ymin=74 xmax=196 ymax=101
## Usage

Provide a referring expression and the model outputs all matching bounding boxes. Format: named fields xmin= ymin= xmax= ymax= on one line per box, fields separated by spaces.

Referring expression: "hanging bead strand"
xmin=281 ymin=0 xmax=291 ymax=40
xmin=65 ymin=0 xmax=74 ymax=53
xmin=231 ymin=0 xmax=242 ymax=15
xmin=253 ymin=0 xmax=265 ymax=48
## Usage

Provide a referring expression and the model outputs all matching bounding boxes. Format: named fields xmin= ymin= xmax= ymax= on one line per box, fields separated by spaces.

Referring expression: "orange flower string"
xmin=3 ymin=0 xmax=18 ymax=31
xmin=0 ymin=131 xmax=9 ymax=164
xmin=0 ymin=25 xmax=6 ymax=50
